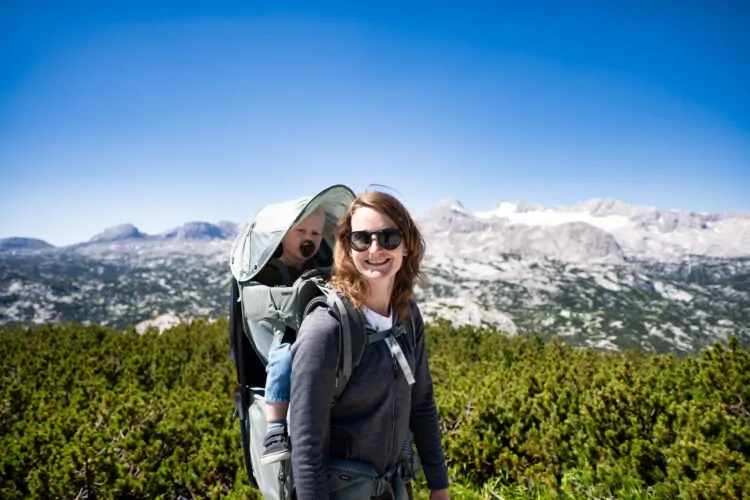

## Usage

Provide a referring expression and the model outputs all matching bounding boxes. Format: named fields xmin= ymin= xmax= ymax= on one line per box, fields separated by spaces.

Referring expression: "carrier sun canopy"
xmin=230 ymin=184 xmax=356 ymax=283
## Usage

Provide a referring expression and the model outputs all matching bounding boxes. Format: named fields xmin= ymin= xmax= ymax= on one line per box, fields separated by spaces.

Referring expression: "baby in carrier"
xmin=254 ymin=207 xmax=326 ymax=464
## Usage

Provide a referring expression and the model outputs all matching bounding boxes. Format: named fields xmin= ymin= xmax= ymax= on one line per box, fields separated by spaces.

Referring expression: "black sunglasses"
xmin=348 ymin=228 xmax=403 ymax=252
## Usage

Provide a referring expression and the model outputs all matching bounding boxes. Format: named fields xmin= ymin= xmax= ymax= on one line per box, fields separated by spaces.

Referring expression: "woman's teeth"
xmin=368 ymin=258 xmax=387 ymax=264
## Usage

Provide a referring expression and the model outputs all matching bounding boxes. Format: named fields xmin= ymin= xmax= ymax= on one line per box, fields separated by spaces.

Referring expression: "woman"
xmin=289 ymin=190 xmax=450 ymax=499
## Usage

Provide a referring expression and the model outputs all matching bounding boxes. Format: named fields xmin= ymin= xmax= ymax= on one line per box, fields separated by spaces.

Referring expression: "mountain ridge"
xmin=2 ymin=196 xmax=748 ymax=354
xmin=3 ymin=197 xmax=748 ymax=262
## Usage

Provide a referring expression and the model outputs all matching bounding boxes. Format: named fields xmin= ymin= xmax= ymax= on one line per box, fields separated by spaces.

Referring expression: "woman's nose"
xmin=367 ymin=236 xmax=382 ymax=251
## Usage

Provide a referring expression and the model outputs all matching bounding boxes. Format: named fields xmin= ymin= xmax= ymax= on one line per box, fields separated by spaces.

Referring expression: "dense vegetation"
xmin=1 ymin=320 xmax=748 ymax=499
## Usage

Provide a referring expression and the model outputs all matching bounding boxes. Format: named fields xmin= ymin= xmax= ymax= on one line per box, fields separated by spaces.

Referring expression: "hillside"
xmin=1 ymin=320 xmax=748 ymax=499
xmin=2 ymin=197 xmax=749 ymax=355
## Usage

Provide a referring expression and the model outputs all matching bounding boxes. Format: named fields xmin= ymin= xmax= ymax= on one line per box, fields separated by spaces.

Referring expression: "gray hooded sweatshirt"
xmin=289 ymin=300 xmax=449 ymax=498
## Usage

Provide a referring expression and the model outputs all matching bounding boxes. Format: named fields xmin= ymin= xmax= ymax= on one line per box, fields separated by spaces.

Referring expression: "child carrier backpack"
xmin=228 ymin=185 xmax=418 ymax=499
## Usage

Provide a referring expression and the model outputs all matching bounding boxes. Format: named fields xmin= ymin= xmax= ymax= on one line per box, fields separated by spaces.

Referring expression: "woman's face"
xmin=349 ymin=207 xmax=405 ymax=285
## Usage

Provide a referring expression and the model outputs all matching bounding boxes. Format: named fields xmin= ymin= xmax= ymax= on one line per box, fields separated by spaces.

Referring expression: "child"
xmin=255 ymin=207 xmax=326 ymax=465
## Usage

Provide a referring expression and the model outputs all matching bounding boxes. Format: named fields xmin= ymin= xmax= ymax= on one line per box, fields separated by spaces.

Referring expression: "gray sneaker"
xmin=260 ymin=426 xmax=291 ymax=465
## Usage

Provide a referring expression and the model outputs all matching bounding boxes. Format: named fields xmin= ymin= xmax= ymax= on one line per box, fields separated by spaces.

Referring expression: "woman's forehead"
xmin=351 ymin=206 xmax=396 ymax=229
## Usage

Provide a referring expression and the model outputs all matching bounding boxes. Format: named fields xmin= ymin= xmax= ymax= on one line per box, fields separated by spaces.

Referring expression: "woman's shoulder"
xmin=298 ymin=303 xmax=342 ymax=340
xmin=408 ymin=297 xmax=420 ymax=313
xmin=405 ymin=298 xmax=425 ymax=338
xmin=407 ymin=298 xmax=423 ymax=320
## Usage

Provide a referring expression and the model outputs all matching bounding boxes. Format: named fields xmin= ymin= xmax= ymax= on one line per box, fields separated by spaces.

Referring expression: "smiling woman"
xmin=289 ymin=189 xmax=450 ymax=500
xmin=346 ymin=210 xmax=407 ymax=315
xmin=332 ymin=190 xmax=426 ymax=320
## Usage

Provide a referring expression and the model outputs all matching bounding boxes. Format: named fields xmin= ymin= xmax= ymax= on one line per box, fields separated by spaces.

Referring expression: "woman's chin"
xmin=362 ymin=268 xmax=394 ymax=281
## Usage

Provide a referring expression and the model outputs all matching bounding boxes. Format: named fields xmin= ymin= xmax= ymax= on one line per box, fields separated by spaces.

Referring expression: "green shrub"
xmin=1 ymin=319 xmax=748 ymax=499
xmin=428 ymin=321 xmax=750 ymax=498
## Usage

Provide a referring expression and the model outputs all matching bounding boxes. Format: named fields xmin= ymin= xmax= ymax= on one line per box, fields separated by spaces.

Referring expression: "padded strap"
xmin=365 ymin=323 xmax=415 ymax=385
xmin=388 ymin=333 xmax=415 ymax=385
xmin=301 ymin=291 xmax=358 ymax=402
xmin=365 ymin=328 xmax=392 ymax=344
xmin=324 ymin=291 xmax=352 ymax=392
xmin=366 ymin=322 xmax=409 ymax=344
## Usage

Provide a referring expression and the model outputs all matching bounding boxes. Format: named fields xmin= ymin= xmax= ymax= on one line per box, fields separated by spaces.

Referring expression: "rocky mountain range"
xmin=424 ymin=197 xmax=750 ymax=263
xmin=2 ymin=198 xmax=748 ymax=355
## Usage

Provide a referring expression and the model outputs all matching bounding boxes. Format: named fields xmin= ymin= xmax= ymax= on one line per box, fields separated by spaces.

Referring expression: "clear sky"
xmin=1 ymin=1 xmax=749 ymax=246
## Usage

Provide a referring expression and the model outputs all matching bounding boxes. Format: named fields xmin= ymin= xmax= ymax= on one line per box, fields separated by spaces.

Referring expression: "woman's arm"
xmin=289 ymin=307 xmax=340 ymax=498
xmin=408 ymin=303 xmax=450 ymax=493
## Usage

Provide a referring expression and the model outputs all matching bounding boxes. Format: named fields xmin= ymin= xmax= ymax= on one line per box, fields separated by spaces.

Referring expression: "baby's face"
xmin=282 ymin=210 xmax=325 ymax=263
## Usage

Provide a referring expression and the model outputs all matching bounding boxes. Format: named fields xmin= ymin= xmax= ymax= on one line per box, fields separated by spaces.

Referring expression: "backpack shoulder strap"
xmin=406 ymin=311 xmax=417 ymax=351
xmin=302 ymin=288 xmax=368 ymax=403
xmin=382 ymin=310 xmax=418 ymax=386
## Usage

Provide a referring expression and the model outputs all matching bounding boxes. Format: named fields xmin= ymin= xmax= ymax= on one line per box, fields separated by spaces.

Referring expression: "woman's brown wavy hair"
xmin=331 ymin=189 xmax=425 ymax=322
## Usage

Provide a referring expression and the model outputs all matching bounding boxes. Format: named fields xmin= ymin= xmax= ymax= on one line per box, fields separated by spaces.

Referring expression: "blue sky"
xmin=1 ymin=1 xmax=748 ymax=246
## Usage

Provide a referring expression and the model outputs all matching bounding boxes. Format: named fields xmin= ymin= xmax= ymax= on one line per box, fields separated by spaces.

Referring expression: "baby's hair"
xmin=292 ymin=205 xmax=325 ymax=230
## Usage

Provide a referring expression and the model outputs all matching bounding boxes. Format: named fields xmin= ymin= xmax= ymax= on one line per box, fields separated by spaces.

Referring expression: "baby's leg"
xmin=262 ymin=343 xmax=293 ymax=464
xmin=265 ymin=343 xmax=292 ymax=422
xmin=266 ymin=401 xmax=289 ymax=422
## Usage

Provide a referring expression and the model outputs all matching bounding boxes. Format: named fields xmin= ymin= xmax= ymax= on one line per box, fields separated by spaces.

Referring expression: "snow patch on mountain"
xmin=476 ymin=201 xmax=632 ymax=233
xmin=466 ymin=197 xmax=750 ymax=261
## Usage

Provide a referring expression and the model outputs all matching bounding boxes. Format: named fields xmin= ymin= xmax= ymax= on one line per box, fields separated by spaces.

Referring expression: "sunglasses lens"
xmin=379 ymin=228 xmax=403 ymax=250
xmin=349 ymin=231 xmax=372 ymax=251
